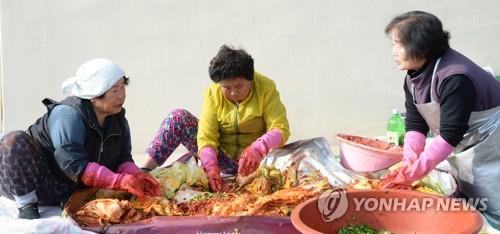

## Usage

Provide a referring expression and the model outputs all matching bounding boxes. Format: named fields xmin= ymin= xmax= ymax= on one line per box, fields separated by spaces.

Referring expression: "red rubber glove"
xmin=238 ymin=129 xmax=283 ymax=176
xmin=199 ymin=147 xmax=222 ymax=192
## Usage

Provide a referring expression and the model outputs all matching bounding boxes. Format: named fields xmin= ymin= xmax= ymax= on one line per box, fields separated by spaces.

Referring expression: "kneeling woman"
xmin=0 ymin=58 xmax=160 ymax=219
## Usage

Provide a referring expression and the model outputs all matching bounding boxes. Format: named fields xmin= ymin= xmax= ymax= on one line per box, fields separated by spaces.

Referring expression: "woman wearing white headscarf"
xmin=0 ymin=58 xmax=160 ymax=219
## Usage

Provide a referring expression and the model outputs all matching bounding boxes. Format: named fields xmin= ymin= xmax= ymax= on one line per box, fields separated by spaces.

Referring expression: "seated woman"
xmin=143 ymin=45 xmax=290 ymax=191
xmin=0 ymin=58 xmax=160 ymax=219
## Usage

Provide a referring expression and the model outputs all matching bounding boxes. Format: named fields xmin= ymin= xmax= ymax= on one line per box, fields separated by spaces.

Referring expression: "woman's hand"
xmin=238 ymin=146 xmax=264 ymax=176
xmin=402 ymin=131 xmax=426 ymax=166
xmin=118 ymin=174 xmax=147 ymax=197
xmin=198 ymin=147 xmax=223 ymax=191
xmin=381 ymin=166 xmax=408 ymax=189
xmin=205 ymin=165 xmax=223 ymax=192
xmin=116 ymin=161 xmax=161 ymax=197
xmin=134 ymin=172 xmax=161 ymax=197
xmin=238 ymin=129 xmax=283 ymax=176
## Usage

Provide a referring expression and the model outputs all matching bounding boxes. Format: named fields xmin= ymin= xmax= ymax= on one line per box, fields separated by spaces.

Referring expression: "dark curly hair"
xmin=208 ymin=45 xmax=254 ymax=83
xmin=385 ymin=11 xmax=450 ymax=61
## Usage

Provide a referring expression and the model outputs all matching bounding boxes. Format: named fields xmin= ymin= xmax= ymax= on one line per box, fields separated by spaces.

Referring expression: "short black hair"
xmin=208 ymin=45 xmax=254 ymax=83
xmin=385 ymin=11 xmax=450 ymax=61
xmin=96 ymin=76 xmax=129 ymax=99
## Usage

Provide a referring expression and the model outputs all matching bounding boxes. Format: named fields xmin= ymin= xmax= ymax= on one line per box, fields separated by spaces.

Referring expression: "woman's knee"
xmin=168 ymin=108 xmax=197 ymax=121
xmin=0 ymin=130 xmax=32 ymax=152
xmin=0 ymin=130 xmax=31 ymax=148
xmin=0 ymin=130 xmax=41 ymax=162
xmin=170 ymin=108 xmax=189 ymax=116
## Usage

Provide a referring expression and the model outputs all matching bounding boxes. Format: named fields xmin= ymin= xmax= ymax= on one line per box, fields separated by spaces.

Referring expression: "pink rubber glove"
xmin=238 ymin=129 xmax=283 ymax=176
xmin=116 ymin=161 xmax=162 ymax=196
xmin=199 ymin=147 xmax=222 ymax=192
xmin=386 ymin=136 xmax=453 ymax=187
xmin=117 ymin=161 xmax=142 ymax=175
xmin=82 ymin=162 xmax=150 ymax=197
xmin=117 ymin=161 xmax=161 ymax=196
xmin=402 ymin=131 xmax=426 ymax=166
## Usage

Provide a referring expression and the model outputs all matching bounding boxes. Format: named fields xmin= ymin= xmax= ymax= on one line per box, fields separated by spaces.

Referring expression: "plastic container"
xmin=337 ymin=133 xmax=402 ymax=172
xmin=291 ymin=189 xmax=483 ymax=234
xmin=387 ymin=109 xmax=405 ymax=146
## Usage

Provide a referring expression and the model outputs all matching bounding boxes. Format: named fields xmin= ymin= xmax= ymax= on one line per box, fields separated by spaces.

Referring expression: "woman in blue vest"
xmin=0 ymin=58 xmax=160 ymax=219
xmin=383 ymin=11 xmax=500 ymax=228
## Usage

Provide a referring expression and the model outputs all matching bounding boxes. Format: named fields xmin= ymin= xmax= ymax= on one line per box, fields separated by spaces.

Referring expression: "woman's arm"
xmin=197 ymin=89 xmax=221 ymax=152
xmin=262 ymin=83 xmax=290 ymax=146
xmin=404 ymin=80 xmax=429 ymax=135
xmin=438 ymin=75 xmax=475 ymax=146
xmin=117 ymin=117 xmax=134 ymax=165
xmin=48 ymin=105 xmax=89 ymax=182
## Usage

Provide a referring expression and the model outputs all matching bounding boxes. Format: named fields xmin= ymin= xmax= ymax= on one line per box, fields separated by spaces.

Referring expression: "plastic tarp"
xmin=82 ymin=216 xmax=298 ymax=234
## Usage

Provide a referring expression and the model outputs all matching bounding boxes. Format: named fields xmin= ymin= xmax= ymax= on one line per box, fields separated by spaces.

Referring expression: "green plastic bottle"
xmin=387 ymin=109 xmax=405 ymax=146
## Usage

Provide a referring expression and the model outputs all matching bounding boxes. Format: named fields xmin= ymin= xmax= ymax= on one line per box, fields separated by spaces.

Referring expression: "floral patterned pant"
xmin=146 ymin=109 xmax=199 ymax=165
xmin=0 ymin=131 xmax=76 ymax=205
xmin=146 ymin=109 xmax=238 ymax=174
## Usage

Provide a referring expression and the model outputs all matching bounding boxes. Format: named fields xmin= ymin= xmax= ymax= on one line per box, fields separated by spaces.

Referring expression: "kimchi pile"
xmin=73 ymin=163 xmax=331 ymax=227
xmin=73 ymin=160 xmax=444 ymax=227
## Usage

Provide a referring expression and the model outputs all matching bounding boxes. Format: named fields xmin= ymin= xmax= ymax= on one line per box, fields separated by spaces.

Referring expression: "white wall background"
xmin=1 ymin=0 xmax=499 ymax=154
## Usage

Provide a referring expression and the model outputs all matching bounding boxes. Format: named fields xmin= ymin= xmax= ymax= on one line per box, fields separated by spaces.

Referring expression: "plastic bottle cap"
xmin=392 ymin=109 xmax=399 ymax=114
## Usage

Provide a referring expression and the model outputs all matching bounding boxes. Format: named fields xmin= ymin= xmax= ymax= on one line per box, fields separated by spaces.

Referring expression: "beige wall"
xmin=1 ymin=0 xmax=499 ymax=154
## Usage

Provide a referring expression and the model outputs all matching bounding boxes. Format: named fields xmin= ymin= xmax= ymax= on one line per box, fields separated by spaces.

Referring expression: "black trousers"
xmin=0 ymin=131 xmax=76 ymax=205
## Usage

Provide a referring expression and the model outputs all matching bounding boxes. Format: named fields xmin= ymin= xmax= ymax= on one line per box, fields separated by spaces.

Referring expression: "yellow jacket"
xmin=197 ymin=72 xmax=290 ymax=159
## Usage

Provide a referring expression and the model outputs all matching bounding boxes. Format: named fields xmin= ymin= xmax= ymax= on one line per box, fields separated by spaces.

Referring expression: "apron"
xmin=411 ymin=58 xmax=500 ymax=229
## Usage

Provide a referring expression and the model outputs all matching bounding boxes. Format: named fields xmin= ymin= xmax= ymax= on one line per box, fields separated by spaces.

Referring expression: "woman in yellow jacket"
xmin=143 ymin=45 xmax=290 ymax=192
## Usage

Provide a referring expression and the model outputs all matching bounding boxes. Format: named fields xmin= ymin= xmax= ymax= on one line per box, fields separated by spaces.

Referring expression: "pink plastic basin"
xmin=337 ymin=133 xmax=403 ymax=172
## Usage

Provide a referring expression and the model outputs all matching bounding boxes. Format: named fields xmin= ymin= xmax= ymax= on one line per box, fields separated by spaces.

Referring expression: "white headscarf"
xmin=61 ymin=58 xmax=126 ymax=99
